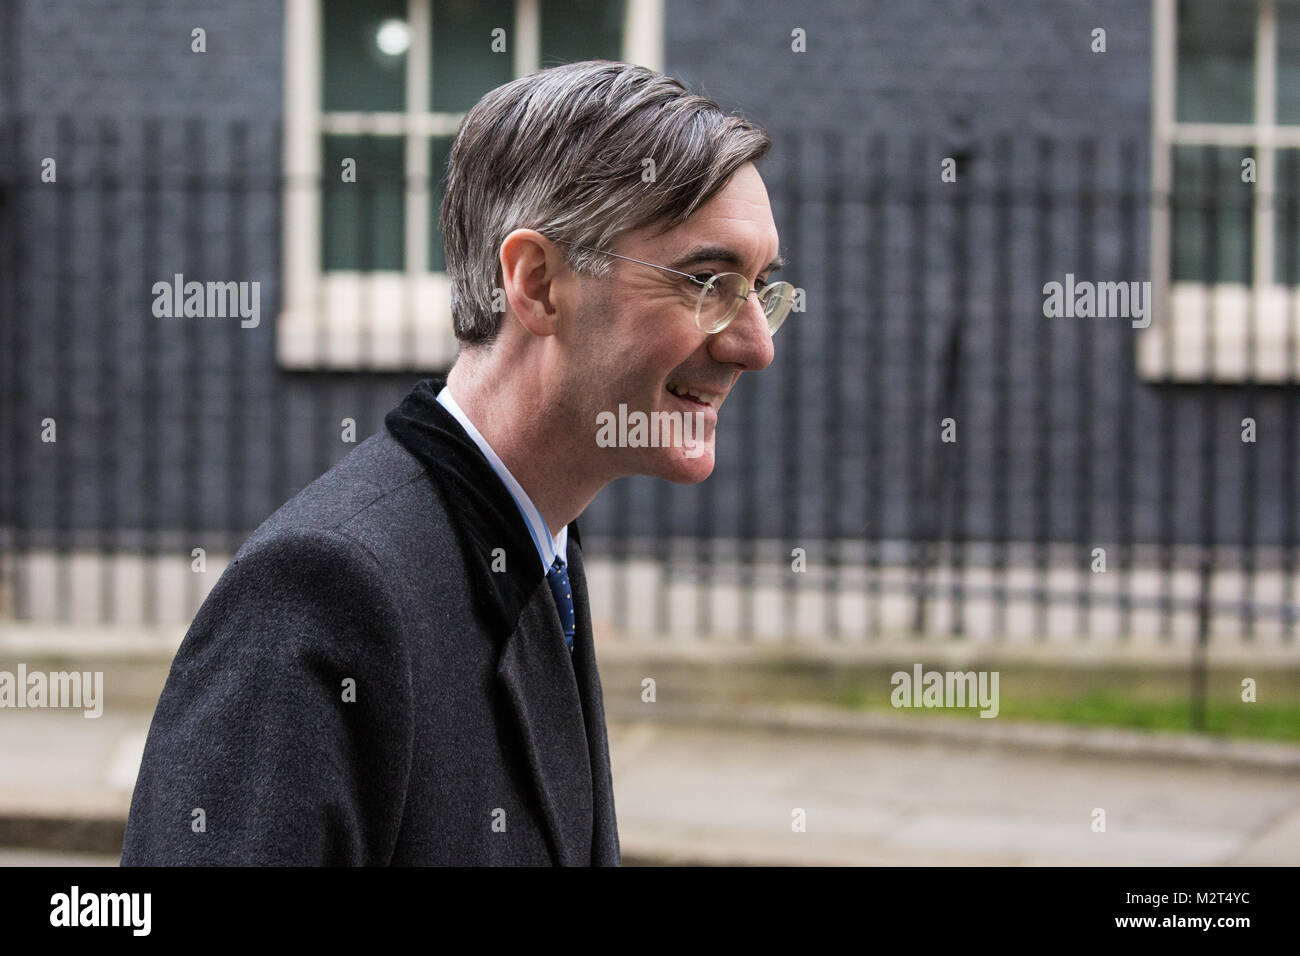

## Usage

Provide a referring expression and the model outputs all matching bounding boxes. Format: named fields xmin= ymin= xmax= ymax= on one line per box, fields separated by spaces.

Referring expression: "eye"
xmin=690 ymin=271 xmax=716 ymax=285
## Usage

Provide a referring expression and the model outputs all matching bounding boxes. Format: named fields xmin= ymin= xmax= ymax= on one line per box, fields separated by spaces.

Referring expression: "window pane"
xmin=1278 ymin=150 xmax=1300 ymax=284
xmin=1172 ymin=146 xmax=1254 ymax=283
xmin=1279 ymin=0 xmax=1300 ymax=123
xmin=322 ymin=135 xmax=406 ymax=271
xmin=431 ymin=0 xmax=516 ymax=112
xmin=541 ymin=0 xmax=625 ymax=66
xmin=323 ymin=0 xmax=408 ymax=112
xmin=429 ymin=136 xmax=454 ymax=272
xmin=1177 ymin=0 xmax=1256 ymax=123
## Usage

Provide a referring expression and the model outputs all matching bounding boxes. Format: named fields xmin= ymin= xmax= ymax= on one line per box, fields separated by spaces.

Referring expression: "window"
xmin=279 ymin=0 xmax=664 ymax=370
xmin=1144 ymin=0 xmax=1300 ymax=381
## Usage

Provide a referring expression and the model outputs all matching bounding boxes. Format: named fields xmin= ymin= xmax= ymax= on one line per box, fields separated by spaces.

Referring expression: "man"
xmin=121 ymin=59 xmax=791 ymax=866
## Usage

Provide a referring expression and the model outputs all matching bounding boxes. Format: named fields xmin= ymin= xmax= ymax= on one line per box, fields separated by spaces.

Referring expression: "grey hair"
xmin=440 ymin=59 xmax=772 ymax=348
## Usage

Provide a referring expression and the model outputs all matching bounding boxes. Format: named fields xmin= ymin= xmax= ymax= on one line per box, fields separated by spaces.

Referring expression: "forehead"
xmin=644 ymin=163 xmax=781 ymax=269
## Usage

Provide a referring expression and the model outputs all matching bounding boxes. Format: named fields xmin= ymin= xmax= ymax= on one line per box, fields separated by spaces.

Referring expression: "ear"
xmin=499 ymin=229 xmax=572 ymax=338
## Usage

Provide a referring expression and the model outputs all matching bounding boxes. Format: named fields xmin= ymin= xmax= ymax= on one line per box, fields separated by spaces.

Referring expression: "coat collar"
xmin=385 ymin=378 xmax=600 ymax=865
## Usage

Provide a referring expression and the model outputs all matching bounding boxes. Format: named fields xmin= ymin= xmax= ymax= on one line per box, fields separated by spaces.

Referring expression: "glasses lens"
xmin=760 ymin=282 xmax=795 ymax=334
xmin=696 ymin=273 xmax=749 ymax=333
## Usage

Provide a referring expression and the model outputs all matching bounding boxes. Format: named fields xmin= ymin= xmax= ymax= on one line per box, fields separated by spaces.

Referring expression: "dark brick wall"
xmin=3 ymin=0 xmax=1294 ymax=554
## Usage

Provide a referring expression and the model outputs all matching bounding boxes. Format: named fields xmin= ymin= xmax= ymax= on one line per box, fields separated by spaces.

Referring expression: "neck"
xmin=446 ymin=343 xmax=606 ymax=537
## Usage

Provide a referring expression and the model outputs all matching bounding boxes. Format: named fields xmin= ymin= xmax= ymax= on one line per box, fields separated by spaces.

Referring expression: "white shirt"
xmin=436 ymin=385 xmax=568 ymax=573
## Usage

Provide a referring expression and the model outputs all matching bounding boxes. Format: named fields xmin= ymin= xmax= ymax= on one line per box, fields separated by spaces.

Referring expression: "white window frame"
xmin=278 ymin=0 xmax=665 ymax=370
xmin=1144 ymin=0 xmax=1300 ymax=381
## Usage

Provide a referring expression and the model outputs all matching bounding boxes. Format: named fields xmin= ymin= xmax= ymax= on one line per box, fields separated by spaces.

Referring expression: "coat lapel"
xmin=565 ymin=540 xmax=621 ymax=865
xmin=385 ymin=380 xmax=610 ymax=865
xmin=496 ymin=575 xmax=594 ymax=866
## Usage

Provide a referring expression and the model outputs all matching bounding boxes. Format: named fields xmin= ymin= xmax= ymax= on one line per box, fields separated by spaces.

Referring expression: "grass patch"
xmin=763 ymin=662 xmax=1300 ymax=743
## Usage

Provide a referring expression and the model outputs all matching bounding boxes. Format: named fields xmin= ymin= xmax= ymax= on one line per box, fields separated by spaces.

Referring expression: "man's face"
xmin=561 ymin=161 xmax=781 ymax=484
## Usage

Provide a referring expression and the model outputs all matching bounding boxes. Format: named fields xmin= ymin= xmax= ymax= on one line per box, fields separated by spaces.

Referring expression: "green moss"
xmin=778 ymin=663 xmax=1300 ymax=742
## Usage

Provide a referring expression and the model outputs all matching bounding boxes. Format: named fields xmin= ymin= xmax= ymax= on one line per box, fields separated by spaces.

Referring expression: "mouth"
xmin=665 ymin=381 xmax=725 ymax=408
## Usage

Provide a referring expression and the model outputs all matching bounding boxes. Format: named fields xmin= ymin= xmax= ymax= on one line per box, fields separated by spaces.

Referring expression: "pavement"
xmin=1 ymin=637 xmax=1298 ymax=866
xmin=608 ymin=718 xmax=1300 ymax=865
xmin=2 ymin=705 xmax=1298 ymax=866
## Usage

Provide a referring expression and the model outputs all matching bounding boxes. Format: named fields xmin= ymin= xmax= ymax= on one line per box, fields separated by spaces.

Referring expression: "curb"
xmin=605 ymin=701 xmax=1300 ymax=773
xmin=0 ymin=813 xmax=125 ymax=858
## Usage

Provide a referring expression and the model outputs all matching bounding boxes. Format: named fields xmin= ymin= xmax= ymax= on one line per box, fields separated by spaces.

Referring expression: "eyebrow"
xmin=668 ymin=244 xmax=785 ymax=275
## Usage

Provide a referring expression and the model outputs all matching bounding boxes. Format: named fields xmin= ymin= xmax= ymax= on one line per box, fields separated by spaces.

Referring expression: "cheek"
xmin=614 ymin=316 xmax=683 ymax=370
xmin=586 ymin=294 xmax=703 ymax=392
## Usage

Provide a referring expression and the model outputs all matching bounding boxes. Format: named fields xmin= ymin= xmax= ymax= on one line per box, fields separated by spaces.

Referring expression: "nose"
xmin=707 ymin=288 xmax=775 ymax=372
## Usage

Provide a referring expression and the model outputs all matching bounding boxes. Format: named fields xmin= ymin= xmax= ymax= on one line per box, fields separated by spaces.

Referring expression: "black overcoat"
xmin=121 ymin=378 xmax=620 ymax=865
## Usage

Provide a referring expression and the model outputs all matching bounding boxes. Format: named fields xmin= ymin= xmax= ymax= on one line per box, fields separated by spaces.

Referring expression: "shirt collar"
xmin=436 ymin=385 xmax=567 ymax=572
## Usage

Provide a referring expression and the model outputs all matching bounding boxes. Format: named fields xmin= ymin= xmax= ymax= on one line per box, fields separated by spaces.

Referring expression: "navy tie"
xmin=546 ymin=556 xmax=576 ymax=654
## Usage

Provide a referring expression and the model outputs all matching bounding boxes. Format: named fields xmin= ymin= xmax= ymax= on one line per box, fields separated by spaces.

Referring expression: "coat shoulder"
xmin=245 ymin=431 xmax=430 ymax=545
xmin=203 ymin=427 xmax=469 ymax=644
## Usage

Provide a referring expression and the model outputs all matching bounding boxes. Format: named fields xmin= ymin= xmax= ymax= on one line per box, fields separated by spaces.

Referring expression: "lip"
xmin=665 ymin=382 xmax=730 ymax=408
xmin=664 ymin=385 xmax=719 ymax=424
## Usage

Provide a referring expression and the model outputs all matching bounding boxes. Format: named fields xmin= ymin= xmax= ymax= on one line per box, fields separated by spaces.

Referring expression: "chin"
xmin=652 ymin=443 xmax=716 ymax=483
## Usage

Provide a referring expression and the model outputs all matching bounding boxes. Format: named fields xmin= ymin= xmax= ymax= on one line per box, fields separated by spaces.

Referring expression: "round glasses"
xmin=550 ymin=238 xmax=796 ymax=336
xmin=694 ymin=271 xmax=796 ymax=335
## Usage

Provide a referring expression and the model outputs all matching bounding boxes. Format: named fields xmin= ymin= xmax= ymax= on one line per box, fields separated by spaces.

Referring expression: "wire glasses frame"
xmin=550 ymin=238 xmax=796 ymax=335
